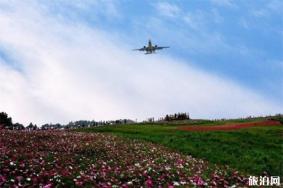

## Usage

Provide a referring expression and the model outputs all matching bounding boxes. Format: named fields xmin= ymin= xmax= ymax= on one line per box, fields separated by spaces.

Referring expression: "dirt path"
xmin=178 ymin=120 xmax=281 ymax=132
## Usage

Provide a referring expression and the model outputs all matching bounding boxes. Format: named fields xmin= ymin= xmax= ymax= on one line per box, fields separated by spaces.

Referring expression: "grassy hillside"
xmin=77 ymin=120 xmax=283 ymax=177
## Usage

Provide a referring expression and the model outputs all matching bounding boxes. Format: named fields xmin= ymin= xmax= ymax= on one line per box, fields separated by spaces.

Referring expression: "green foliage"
xmin=78 ymin=122 xmax=283 ymax=177
xmin=269 ymin=114 xmax=283 ymax=124
xmin=0 ymin=112 xmax=12 ymax=128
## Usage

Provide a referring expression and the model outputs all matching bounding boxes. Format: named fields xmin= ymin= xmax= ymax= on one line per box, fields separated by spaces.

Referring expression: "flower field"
xmin=0 ymin=130 xmax=248 ymax=187
xmin=178 ymin=120 xmax=281 ymax=132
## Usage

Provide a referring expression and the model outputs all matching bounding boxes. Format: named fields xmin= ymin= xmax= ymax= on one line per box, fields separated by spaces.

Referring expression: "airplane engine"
xmin=133 ymin=40 xmax=169 ymax=54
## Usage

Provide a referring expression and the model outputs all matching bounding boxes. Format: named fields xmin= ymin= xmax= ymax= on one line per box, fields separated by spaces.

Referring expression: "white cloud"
xmin=251 ymin=0 xmax=283 ymax=18
xmin=155 ymin=2 xmax=181 ymax=18
xmin=239 ymin=18 xmax=250 ymax=29
xmin=183 ymin=9 xmax=223 ymax=31
xmin=183 ymin=13 xmax=201 ymax=30
xmin=210 ymin=0 xmax=235 ymax=7
xmin=0 ymin=1 xmax=282 ymax=125
xmin=251 ymin=9 xmax=266 ymax=18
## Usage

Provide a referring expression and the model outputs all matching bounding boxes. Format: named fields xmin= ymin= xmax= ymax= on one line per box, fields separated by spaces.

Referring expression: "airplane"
xmin=133 ymin=40 xmax=169 ymax=54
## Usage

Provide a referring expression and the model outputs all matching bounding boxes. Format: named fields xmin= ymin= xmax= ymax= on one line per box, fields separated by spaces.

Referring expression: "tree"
xmin=165 ymin=115 xmax=169 ymax=121
xmin=27 ymin=122 xmax=36 ymax=130
xmin=0 ymin=112 xmax=13 ymax=128
xmin=13 ymin=123 xmax=25 ymax=130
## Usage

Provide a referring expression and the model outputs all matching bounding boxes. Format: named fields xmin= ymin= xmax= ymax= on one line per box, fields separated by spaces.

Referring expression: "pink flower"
xmin=0 ymin=175 xmax=6 ymax=185
xmin=146 ymin=178 xmax=153 ymax=188
xmin=16 ymin=176 xmax=23 ymax=182
xmin=192 ymin=176 xmax=205 ymax=186
xmin=43 ymin=183 xmax=53 ymax=188
xmin=75 ymin=180 xmax=84 ymax=187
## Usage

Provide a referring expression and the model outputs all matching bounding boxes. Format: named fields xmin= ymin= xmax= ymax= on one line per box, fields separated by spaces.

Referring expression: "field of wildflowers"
xmin=0 ymin=130 xmax=248 ymax=187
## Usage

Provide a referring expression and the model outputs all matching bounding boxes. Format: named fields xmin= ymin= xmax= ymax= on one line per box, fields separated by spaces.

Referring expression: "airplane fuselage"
xmin=145 ymin=40 xmax=156 ymax=54
xmin=134 ymin=40 xmax=169 ymax=54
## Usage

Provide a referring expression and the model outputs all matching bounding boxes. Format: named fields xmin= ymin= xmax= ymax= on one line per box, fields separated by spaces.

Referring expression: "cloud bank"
xmin=0 ymin=1 xmax=281 ymax=125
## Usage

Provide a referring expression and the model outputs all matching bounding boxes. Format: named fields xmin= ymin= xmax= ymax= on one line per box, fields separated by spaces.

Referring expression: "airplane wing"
xmin=133 ymin=47 xmax=146 ymax=51
xmin=155 ymin=46 xmax=170 ymax=50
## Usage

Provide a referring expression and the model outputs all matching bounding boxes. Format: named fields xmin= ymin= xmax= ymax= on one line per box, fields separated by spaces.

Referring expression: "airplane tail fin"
xmin=148 ymin=39 xmax=152 ymax=47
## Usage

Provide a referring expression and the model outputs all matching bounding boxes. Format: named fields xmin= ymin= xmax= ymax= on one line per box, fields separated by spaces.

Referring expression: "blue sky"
xmin=0 ymin=0 xmax=282 ymax=124
xmin=49 ymin=0 xmax=283 ymax=100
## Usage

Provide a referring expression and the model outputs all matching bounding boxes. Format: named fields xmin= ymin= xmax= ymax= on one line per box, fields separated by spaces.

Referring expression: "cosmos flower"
xmin=0 ymin=129 xmax=248 ymax=187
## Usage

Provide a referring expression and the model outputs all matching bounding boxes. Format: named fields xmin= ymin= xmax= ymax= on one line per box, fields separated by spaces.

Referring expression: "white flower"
xmin=165 ymin=166 xmax=171 ymax=171
xmin=173 ymin=181 xmax=180 ymax=186
xmin=134 ymin=163 xmax=141 ymax=167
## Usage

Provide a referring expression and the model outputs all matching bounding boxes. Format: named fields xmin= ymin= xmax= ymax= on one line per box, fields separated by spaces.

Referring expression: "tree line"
xmin=0 ymin=112 xmax=26 ymax=130
xmin=0 ymin=111 xmax=191 ymax=130
xmin=164 ymin=112 xmax=190 ymax=121
xmin=0 ymin=112 xmax=135 ymax=130
xmin=3 ymin=111 xmax=281 ymax=130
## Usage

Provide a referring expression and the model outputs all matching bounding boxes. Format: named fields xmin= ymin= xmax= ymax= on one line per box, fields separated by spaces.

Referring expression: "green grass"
xmin=77 ymin=122 xmax=283 ymax=177
xmin=156 ymin=116 xmax=268 ymax=125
